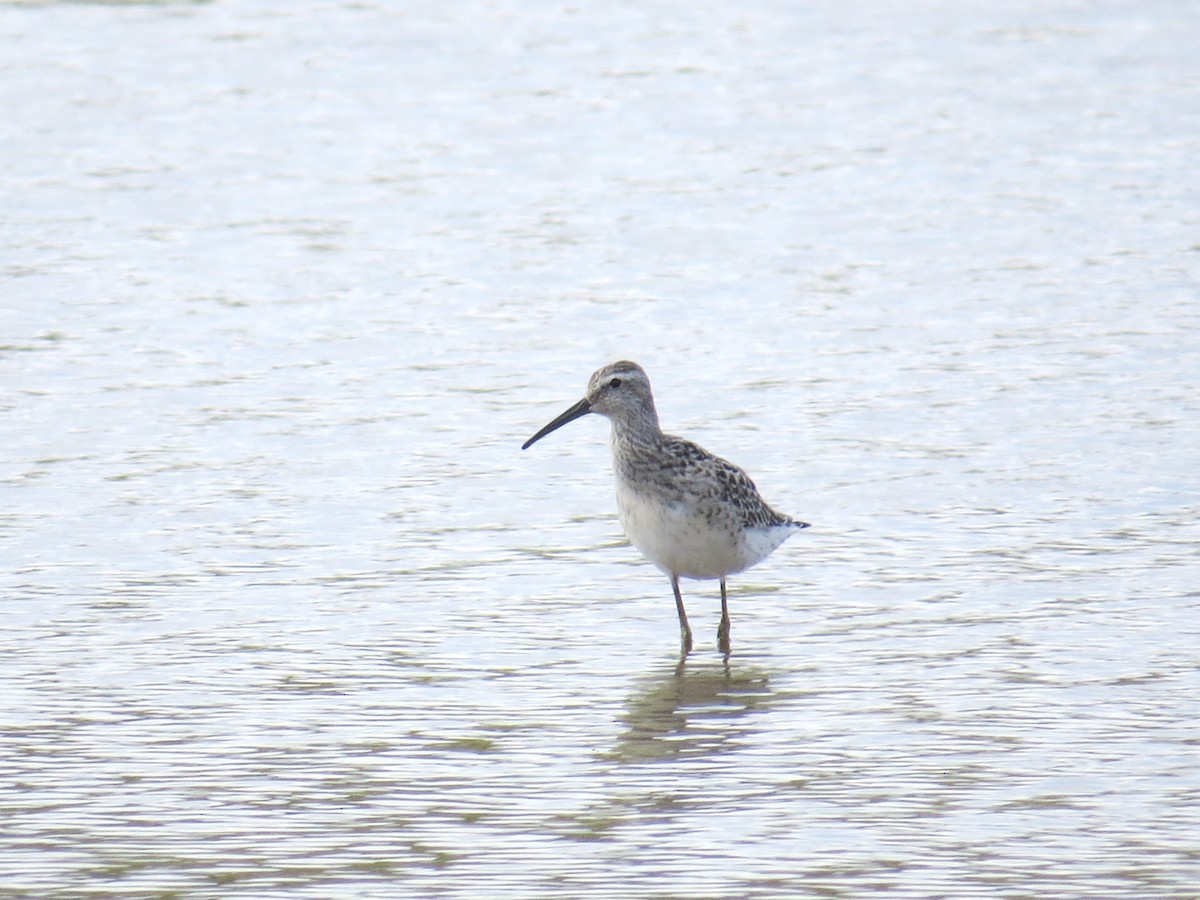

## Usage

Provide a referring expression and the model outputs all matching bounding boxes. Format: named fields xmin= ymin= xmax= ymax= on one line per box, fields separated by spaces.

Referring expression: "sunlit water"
xmin=3 ymin=0 xmax=1198 ymax=896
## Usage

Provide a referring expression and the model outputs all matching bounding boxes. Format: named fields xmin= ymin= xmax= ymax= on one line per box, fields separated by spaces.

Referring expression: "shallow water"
xmin=3 ymin=0 xmax=1199 ymax=896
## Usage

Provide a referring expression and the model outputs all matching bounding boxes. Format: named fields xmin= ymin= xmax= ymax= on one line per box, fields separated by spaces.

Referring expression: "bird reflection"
xmin=610 ymin=655 xmax=779 ymax=763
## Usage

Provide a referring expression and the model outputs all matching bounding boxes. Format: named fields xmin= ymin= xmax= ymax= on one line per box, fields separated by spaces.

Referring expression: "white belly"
xmin=615 ymin=482 xmax=793 ymax=580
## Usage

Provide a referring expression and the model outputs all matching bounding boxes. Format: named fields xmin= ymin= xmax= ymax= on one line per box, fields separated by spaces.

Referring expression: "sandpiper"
xmin=522 ymin=360 xmax=809 ymax=655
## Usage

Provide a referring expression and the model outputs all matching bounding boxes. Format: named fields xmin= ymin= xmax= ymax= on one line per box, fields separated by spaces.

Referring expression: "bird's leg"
xmin=671 ymin=575 xmax=693 ymax=655
xmin=717 ymin=578 xmax=731 ymax=655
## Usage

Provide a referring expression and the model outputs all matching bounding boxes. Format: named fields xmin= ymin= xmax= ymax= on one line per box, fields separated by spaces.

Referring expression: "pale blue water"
xmin=2 ymin=0 xmax=1198 ymax=896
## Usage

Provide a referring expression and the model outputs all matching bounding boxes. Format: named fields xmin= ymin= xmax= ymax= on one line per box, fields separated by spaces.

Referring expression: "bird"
xmin=521 ymin=360 xmax=809 ymax=655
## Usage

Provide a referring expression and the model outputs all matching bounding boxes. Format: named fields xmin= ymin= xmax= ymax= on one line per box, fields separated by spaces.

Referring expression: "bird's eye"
xmin=609 ymin=377 xmax=622 ymax=388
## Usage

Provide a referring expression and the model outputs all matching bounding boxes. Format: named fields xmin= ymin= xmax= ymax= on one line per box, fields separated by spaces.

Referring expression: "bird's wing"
xmin=661 ymin=436 xmax=792 ymax=529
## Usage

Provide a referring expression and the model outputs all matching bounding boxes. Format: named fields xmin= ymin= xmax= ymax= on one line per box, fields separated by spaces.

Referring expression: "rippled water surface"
xmin=3 ymin=0 xmax=1199 ymax=896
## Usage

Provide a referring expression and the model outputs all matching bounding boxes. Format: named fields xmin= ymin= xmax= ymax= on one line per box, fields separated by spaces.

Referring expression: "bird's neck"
xmin=608 ymin=403 xmax=663 ymax=449
xmin=608 ymin=415 xmax=669 ymax=486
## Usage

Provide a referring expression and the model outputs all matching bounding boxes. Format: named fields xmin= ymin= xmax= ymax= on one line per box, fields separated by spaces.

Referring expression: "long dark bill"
xmin=521 ymin=397 xmax=591 ymax=450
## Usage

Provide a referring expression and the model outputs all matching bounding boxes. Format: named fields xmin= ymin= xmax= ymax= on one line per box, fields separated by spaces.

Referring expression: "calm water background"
xmin=3 ymin=0 xmax=1199 ymax=896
